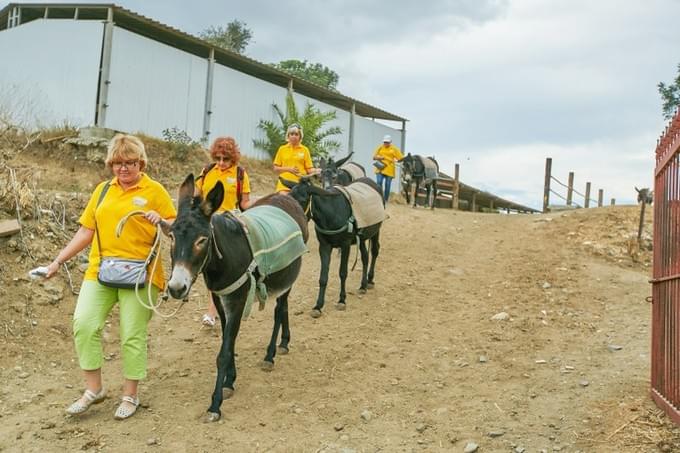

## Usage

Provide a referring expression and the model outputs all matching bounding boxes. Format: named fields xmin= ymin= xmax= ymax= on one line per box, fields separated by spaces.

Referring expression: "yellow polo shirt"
xmin=373 ymin=144 xmax=403 ymax=178
xmin=273 ymin=143 xmax=313 ymax=191
xmin=79 ymin=174 xmax=177 ymax=290
xmin=196 ymin=165 xmax=251 ymax=212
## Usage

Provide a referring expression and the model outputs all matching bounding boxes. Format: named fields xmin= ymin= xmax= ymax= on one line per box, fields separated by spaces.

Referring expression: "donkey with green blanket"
xmin=163 ymin=174 xmax=308 ymax=422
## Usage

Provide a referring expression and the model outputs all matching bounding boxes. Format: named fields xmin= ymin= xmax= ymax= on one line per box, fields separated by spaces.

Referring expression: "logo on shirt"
xmin=226 ymin=177 xmax=236 ymax=184
xmin=132 ymin=196 xmax=148 ymax=207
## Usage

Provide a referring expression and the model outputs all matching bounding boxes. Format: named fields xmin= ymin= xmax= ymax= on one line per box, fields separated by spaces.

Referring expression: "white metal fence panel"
xmin=211 ymin=64 xmax=288 ymax=160
xmin=106 ymin=26 xmax=207 ymax=141
xmin=0 ymin=19 xmax=102 ymax=128
xmin=352 ymin=116 xmax=403 ymax=189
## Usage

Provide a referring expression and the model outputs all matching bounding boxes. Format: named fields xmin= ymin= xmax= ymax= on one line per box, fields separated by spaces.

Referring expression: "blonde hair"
xmin=286 ymin=123 xmax=304 ymax=141
xmin=105 ymin=134 xmax=148 ymax=171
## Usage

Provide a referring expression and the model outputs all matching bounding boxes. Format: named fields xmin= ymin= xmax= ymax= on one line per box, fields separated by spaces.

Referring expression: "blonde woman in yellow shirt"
xmin=372 ymin=134 xmax=404 ymax=201
xmin=45 ymin=134 xmax=176 ymax=420
xmin=273 ymin=123 xmax=318 ymax=193
xmin=195 ymin=136 xmax=251 ymax=327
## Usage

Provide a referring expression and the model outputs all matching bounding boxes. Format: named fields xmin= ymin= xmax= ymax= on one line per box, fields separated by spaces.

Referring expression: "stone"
xmin=463 ymin=442 xmax=479 ymax=453
xmin=491 ymin=312 xmax=510 ymax=321
xmin=488 ymin=430 xmax=505 ymax=438
xmin=360 ymin=409 xmax=372 ymax=421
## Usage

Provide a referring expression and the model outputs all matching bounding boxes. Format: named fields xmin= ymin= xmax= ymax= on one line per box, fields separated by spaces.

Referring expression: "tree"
xmin=253 ymin=93 xmax=342 ymax=160
xmin=199 ymin=20 xmax=252 ymax=54
xmin=659 ymin=63 xmax=680 ymax=120
xmin=272 ymin=60 xmax=339 ymax=90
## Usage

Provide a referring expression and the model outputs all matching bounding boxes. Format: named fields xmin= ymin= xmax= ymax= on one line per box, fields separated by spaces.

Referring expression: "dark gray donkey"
xmin=162 ymin=174 xmax=308 ymax=422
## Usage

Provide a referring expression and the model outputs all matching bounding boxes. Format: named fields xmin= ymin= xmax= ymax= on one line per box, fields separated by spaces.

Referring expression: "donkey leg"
xmin=207 ymin=301 xmax=244 ymax=422
xmin=430 ymin=182 xmax=437 ymax=210
xmin=312 ymin=242 xmax=332 ymax=318
xmin=367 ymin=232 xmax=380 ymax=288
xmin=262 ymin=295 xmax=284 ymax=370
xmin=278 ymin=289 xmax=291 ymax=353
xmin=413 ymin=182 xmax=419 ymax=207
xmin=336 ymin=245 xmax=350 ymax=310
xmin=358 ymin=239 xmax=369 ymax=293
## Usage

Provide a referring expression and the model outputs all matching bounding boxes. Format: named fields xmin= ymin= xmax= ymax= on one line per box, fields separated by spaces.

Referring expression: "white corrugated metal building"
xmin=0 ymin=3 xmax=408 ymax=184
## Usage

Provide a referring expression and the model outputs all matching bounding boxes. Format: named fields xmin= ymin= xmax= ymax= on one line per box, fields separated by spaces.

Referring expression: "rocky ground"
xmin=0 ymin=136 xmax=677 ymax=452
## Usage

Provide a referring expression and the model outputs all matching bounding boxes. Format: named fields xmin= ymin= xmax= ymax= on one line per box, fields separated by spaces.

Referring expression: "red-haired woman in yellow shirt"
xmin=195 ymin=136 xmax=251 ymax=327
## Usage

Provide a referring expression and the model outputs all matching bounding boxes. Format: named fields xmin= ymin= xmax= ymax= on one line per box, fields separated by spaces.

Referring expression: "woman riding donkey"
xmin=46 ymin=134 xmax=176 ymax=420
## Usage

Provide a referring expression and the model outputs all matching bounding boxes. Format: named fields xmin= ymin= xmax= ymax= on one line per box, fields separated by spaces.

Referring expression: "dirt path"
xmin=0 ymin=203 xmax=674 ymax=452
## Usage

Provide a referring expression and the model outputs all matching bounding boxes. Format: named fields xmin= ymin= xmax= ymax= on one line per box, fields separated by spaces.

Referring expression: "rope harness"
xmin=115 ymin=211 xmax=185 ymax=318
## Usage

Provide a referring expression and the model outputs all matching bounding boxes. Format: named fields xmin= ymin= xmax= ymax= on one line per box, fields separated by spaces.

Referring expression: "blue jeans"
xmin=376 ymin=173 xmax=392 ymax=201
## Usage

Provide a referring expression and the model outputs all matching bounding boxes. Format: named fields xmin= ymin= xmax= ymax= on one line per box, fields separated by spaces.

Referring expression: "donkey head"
xmin=635 ymin=186 xmax=653 ymax=205
xmin=162 ymin=174 xmax=224 ymax=300
xmin=399 ymin=153 xmax=415 ymax=182
xmin=280 ymin=176 xmax=339 ymax=219
xmin=318 ymin=152 xmax=353 ymax=189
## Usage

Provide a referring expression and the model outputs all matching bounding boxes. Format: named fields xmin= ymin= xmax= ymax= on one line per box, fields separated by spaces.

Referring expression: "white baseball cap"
xmin=383 ymin=135 xmax=392 ymax=143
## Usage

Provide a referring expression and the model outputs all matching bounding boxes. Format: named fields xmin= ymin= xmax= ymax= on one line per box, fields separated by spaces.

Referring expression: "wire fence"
xmin=542 ymin=158 xmax=611 ymax=213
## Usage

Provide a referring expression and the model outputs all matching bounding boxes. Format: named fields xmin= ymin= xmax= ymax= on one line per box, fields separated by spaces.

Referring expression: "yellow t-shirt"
xmin=373 ymin=144 xmax=404 ymax=178
xmin=273 ymin=143 xmax=313 ymax=191
xmin=79 ymin=174 xmax=177 ymax=290
xmin=195 ymin=164 xmax=251 ymax=212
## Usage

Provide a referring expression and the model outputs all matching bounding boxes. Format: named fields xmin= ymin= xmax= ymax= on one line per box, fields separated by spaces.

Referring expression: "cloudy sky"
xmin=14 ymin=0 xmax=680 ymax=208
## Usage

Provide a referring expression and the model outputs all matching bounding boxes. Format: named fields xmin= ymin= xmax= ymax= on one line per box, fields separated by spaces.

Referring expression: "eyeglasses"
xmin=111 ymin=160 xmax=139 ymax=169
xmin=215 ymin=156 xmax=229 ymax=163
xmin=288 ymin=132 xmax=300 ymax=136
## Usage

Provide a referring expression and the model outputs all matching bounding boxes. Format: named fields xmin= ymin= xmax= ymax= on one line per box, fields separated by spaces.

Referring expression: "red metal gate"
xmin=652 ymin=111 xmax=680 ymax=424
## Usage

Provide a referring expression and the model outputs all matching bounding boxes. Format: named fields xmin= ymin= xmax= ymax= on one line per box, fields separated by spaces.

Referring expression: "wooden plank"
xmin=0 ymin=219 xmax=20 ymax=237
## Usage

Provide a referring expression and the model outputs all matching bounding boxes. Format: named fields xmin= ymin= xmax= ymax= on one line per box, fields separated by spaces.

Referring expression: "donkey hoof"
xmin=358 ymin=288 xmax=367 ymax=294
xmin=222 ymin=388 xmax=234 ymax=399
xmin=335 ymin=303 xmax=347 ymax=311
xmin=277 ymin=346 xmax=289 ymax=355
xmin=367 ymin=282 xmax=375 ymax=289
xmin=204 ymin=411 xmax=221 ymax=423
xmin=310 ymin=309 xmax=323 ymax=318
xmin=261 ymin=360 xmax=274 ymax=372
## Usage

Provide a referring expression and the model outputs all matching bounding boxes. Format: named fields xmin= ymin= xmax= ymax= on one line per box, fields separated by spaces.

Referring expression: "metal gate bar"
xmin=652 ymin=111 xmax=680 ymax=424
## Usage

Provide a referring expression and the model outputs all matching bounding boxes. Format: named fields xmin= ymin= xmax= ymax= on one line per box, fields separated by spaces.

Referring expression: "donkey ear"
xmin=335 ymin=152 xmax=352 ymax=167
xmin=201 ymin=181 xmax=224 ymax=217
xmin=635 ymin=186 xmax=640 ymax=193
xmin=178 ymin=174 xmax=195 ymax=211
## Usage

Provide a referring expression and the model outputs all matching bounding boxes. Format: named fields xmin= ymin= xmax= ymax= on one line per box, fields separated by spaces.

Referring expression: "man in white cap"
xmin=372 ymin=134 xmax=403 ymax=201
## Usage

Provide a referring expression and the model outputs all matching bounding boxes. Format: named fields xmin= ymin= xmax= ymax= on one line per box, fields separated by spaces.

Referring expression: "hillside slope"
xmin=0 ymin=138 xmax=674 ymax=452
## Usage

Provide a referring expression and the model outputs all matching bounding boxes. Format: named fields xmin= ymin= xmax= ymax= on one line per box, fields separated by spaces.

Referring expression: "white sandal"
xmin=66 ymin=388 xmax=106 ymax=415
xmin=202 ymin=313 xmax=216 ymax=327
xmin=114 ymin=395 xmax=140 ymax=420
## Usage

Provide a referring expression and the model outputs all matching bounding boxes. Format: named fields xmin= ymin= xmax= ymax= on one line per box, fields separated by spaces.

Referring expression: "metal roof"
xmin=0 ymin=2 xmax=408 ymax=123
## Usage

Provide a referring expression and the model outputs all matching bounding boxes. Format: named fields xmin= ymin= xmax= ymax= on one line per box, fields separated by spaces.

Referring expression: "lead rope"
xmin=115 ymin=210 xmax=185 ymax=318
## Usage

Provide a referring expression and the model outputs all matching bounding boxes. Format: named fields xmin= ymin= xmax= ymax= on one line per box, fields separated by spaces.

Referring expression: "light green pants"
xmin=73 ymin=280 xmax=158 ymax=380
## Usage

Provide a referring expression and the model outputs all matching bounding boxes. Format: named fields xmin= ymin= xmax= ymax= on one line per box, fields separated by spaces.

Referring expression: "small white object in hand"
xmin=29 ymin=266 xmax=49 ymax=279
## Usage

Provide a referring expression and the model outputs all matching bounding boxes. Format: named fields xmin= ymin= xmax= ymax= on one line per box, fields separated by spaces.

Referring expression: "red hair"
xmin=209 ymin=136 xmax=241 ymax=163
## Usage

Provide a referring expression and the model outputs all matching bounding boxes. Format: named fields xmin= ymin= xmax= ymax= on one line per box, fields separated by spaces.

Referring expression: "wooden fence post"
xmin=585 ymin=182 xmax=591 ymax=208
xmin=472 ymin=192 xmax=477 ymax=212
xmin=611 ymin=198 xmax=616 ymax=206
xmin=453 ymin=164 xmax=460 ymax=210
xmin=543 ymin=157 xmax=552 ymax=213
xmin=566 ymin=171 xmax=574 ymax=206
xmin=598 ymin=189 xmax=603 ymax=207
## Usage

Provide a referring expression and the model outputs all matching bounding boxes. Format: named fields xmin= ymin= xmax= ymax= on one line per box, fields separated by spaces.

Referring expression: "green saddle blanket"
xmin=239 ymin=205 xmax=308 ymax=277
